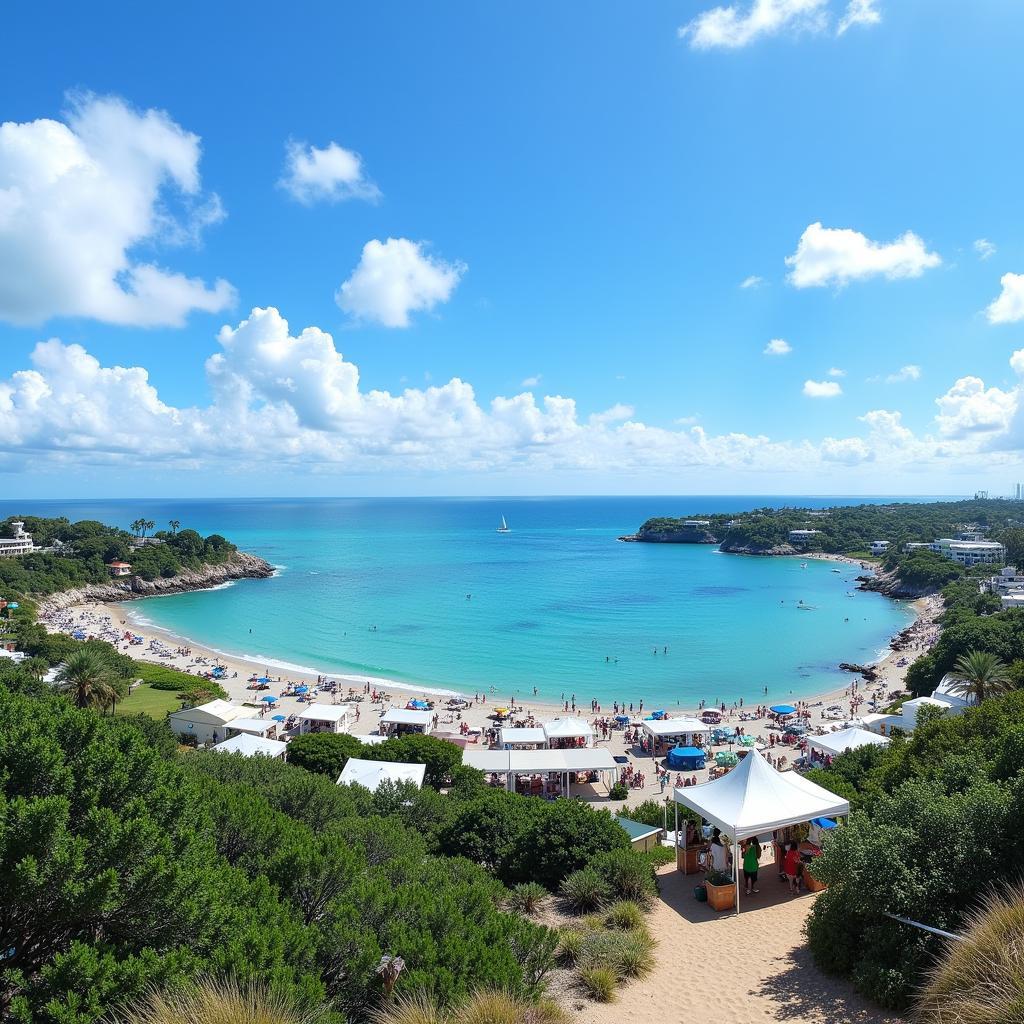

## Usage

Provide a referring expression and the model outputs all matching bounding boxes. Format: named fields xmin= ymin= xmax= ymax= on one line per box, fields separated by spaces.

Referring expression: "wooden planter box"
xmin=705 ymin=879 xmax=736 ymax=912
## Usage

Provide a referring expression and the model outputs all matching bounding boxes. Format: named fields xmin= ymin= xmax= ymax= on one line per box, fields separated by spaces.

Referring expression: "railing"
xmin=883 ymin=912 xmax=966 ymax=942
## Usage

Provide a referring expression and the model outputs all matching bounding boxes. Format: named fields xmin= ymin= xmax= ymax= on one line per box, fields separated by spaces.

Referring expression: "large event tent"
xmin=499 ymin=726 xmax=547 ymax=749
xmin=672 ymin=749 xmax=849 ymax=913
xmin=211 ymin=733 xmax=287 ymax=759
xmin=337 ymin=757 xmax=426 ymax=792
xmin=463 ymin=747 xmax=617 ymax=794
xmin=809 ymin=727 xmax=890 ymax=758
xmin=542 ymin=718 xmax=593 ymax=747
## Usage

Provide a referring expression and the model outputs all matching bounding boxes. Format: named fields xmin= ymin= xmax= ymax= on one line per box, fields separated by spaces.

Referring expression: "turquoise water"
xmin=1 ymin=496 xmax=920 ymax=707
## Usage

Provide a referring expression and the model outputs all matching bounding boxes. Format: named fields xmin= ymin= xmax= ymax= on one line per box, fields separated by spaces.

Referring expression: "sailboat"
xmin=497 ymin=515 xmax=511 ymax=534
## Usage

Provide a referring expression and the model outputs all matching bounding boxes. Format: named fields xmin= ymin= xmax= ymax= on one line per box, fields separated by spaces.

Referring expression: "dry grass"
xmin=578 ymin=966 xmax=617 ymax=1003
xmin=370 ymin=990 xmax=568 ymax=1024
xmin=110 ymin=980 xmax=322 ymax=1024
xmin=915 ymin=887 xmax=1024 ymax=1024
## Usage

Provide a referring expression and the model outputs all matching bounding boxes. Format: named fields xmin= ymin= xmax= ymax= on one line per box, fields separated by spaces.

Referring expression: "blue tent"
xmin=408 ymin=699 xmax=429 ymax=709
xmin=770 ymin=703 xmax=797 ymax=716
xmin=810 ymin=816 xmax=838 ymax=830
xmin=650 ymin=709 xmax=666 ymax=720
xmin=667 ymin=745 xmax=705 ymax=771
xmin=271 ymin=714 xmax=287 ymax=722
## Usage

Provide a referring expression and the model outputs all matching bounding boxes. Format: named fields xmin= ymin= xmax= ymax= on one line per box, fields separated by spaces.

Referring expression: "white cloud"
xmin=974 ymin=238 xmax=996 ymax=261
xmin=786 ymin=222 xmax=941 ymax=288
xmin=828 ymin=367 xmax=846 ymax=377
xmin=521 ymin=375 xmax=542 ymax=387
xmin=680 ymin=0 xmax=829 ymax=50
xmin=935 ymin=376 xmax=1016 ymax=437
xmin=837 ymin=0 xmax=881 ymax=35
xmin=279 ymin=140 xmax=379 ymax=205
xmin=820 ymin=436 xmax=872 ymax=464
xmin=985 ymin=272 xmax=1024 ymax=324
xmin=337 ymin=238 xmax=465 ymax=328
xmin=860 ymin=408 xmax=914 ymax=447
xmin=0 ymin=92 xmax=234 ymax=327
xmin=763 ymin=338 xmax=792 ymax=356
xmin=740 ymin=275 xmax=765 ymax=289
xmin=1010 ymin=348 xmax=1024 ymax=375
xmin=803 ymin=379 xmax=842 ymax=398
xmin=886 ymin=364 xmax=921 ymax=384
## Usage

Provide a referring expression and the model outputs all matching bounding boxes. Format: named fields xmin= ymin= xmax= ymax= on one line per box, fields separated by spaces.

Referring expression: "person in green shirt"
xmin=742 ymin=837 xmax=762 ymax=895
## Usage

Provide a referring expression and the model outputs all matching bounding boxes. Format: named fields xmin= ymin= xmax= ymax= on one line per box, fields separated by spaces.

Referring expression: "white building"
xmin=169 ymin=699 xmax=250 ymax=744
xmin=905 ymin=537 xmax=1005 ymax=566
xmin=870 ymin=541 xmax=890 ymax=556
xmin=0 ymin=522 xmax=35 ymax=558
xmin=379 ymin=707 xmax=434 ymax=737
xmin=861 ymin=695 xmax=960 ymax=736
xmin=682 ymin=519 xmax=711 ymax=528
xmin=981 ymin=566 xmax=1024 ymax=595
xmin=337 ymin=757 xmax=426 ymax=792
xmin=1001 ymin=593 xmax=1024 ymax=611
xmin=788 ymin=529 xmax=820 ymax=545
xmin=107 ymin=561 xmax=133 ymax=577
xmin=296 ymin=703 xmax=354 ymax=735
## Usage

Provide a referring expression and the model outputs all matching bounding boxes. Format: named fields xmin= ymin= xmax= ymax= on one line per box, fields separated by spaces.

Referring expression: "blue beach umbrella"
xmin=257 ymin=675 xmax=272 ymax=684
xmin=614 ymin=714 xmax=629 ymax=723
xmin=294 ymin=684 xmax=309 ymax=694
xmin=260 ymin=694 xmax=278 ymax=704
xmin=770 ymin=704 xmax=797 ymax=716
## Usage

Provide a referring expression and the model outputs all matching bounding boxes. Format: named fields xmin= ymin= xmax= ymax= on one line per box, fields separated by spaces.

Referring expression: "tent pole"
xmin=734 ymin=832 xmax=741 ymax=916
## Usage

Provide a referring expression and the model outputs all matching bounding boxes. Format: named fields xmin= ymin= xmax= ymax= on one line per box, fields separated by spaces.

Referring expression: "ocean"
xmin=1 ymin=496 xmax=925 ymax=708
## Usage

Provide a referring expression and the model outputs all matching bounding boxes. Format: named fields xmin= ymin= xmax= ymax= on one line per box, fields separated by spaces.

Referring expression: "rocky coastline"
xmin=618 ymin=527 xmax=718 ymax=544
xmin=855 ymin=566 xmax=934 ymax=599
xmin=718 ymin=540 xmax=799 ymax=556
xmin=35 ymin=551 xmax=275 ymax=615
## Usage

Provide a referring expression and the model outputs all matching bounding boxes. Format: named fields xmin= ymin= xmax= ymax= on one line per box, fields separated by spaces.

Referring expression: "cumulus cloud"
xmin=974 ymin=238 xmax=996 ymax=261
xmin=786 ymin=223 xmax=941 ymax=288
xmin=337 ymin=238 xmax=465 ymax=328
xmin=680 ymin=0 xmax=829 ymax=49
xmin=0 ymin=92 xmax=234 ymax=327
xmin=837 ymin=0 xmax=881 ymax=34
xmin=935 ymin=376 xmax=1016 ymax=437
xmin=828 ymin=367 xmax=846 ymax=377
xmin=278 ymin=140 xmax=379 ymax=204
xmin=763 ymin=338 xmax=792 ymax=356
xmin=986 ymin=272 xmax=1024 ymax=324
xmin=740 ymin=275 xmax=765 ymax=289
xmin=803 ymin=379 xmax=842 ymax=398
xmin=886 ymin=364 xmax=921 ymax=384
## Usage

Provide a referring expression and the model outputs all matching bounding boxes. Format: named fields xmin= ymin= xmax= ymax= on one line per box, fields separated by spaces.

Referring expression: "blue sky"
xmin=2 ymin=0 xmax=1024 ymax=497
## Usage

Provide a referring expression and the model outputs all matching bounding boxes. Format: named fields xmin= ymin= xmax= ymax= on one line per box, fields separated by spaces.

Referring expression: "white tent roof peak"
xmin=810 ymin=727 xmax=890 ymax=757
xmin=337 ymin=758 xmax=426 ymax=791
xmin=296 ymin=703 xmax=351 ymax=722
xmin=673 ymin=749 xmax=849 ymax=841
xmin=543 ymin=718 xmax=593 ymax=739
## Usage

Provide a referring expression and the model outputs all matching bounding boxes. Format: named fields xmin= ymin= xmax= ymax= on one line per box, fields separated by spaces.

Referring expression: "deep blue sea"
xmin=0 ymin=496 xmax=932 ymax=707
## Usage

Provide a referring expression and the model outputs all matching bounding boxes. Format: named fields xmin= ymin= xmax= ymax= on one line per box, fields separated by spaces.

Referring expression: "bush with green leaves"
xmin=589 ymin=848 xmax=658 ymax=907
xmin=578 ymin=965 xmax=617 ymax=1003
xmin=608 ymin=781 xmax=628 ymax=800
xmin=559 ymin=867 xmax=611 ymax=913
xmin=287 ymin=731 xmax=368 ymax=779
xmin=507 ymin=882 xmax=548 ymax=916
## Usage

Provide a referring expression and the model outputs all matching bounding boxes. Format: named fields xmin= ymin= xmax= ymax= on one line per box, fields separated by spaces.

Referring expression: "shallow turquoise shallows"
xmin=2 ymin=496 xmax=922 ymax=707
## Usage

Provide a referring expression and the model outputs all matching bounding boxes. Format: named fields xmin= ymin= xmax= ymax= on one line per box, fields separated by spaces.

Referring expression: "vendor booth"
xmin=463 ymin=747 xmax=617 ymax=796
xmin=542 ymin=718 xmax=594 ymax=749
xmin=380 ymin=707 xmax=434 ymax=737
xmin=641 ymin=717 xmax=711 ymax=754
xmin=667 ymin=745 xmax=705 ymax=771
xmin=672 ymin=749 xmax=849 ymax=914
xmin=809 ymin=726 xmax=890 ymax=759
xmin=499 ymin=726 xmax=547 ymax=749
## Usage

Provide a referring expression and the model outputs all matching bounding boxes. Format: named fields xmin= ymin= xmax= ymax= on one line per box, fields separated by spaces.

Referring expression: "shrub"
xmin=287 ymin=732 xmax=366 ymax=779
xmin=641 ymin=845 xmax=676 ymax=868
xmin=603 ymin=900 xmax=645 ymax=931
xmin=590 ymin=849 xmax=658 ymax=908
xmin=507 ymin=882 xmax=548 ymax=916
xmin=450 ymin=991 xmax=568 ymax=1024
xmin=370 ymin=992 xmax=440 ymax=1024
xmin=610 ymin=932 xmax=655 ymax=980
xmin=608 ymin=781 xmax=628 ymax=800
xmin=557 ymin=929 xmax=585 ymax=966
xmin=560 ymin=867 xmax=611 ymax=913
xmin=111 ymin=979 xmax=322 ymax=1024
xmin=578 ymin=966 xmax=617 ymax=1003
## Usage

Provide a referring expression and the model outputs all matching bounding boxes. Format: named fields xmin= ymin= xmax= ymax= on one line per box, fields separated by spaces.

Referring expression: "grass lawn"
xmin=114 ymin=682 xmax=180 ymax=719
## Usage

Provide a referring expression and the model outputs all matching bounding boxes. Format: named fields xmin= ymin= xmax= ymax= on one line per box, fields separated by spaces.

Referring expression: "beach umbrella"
xmin=271 ymin=714 xmax=287 ymax=722
xmin=715 ymin=751 xmax=738 ymax=767
xmin=260 ymin=695 xmax=278 ymax=703
xmin=614 ymin=714 xmax=629 ymax=723
xmin=770 ymin=703 xmax=797 ymax=716
xmin=294 ymin=684 xmax=309 ymax=694
xmin=741 ymin=734 xmax=756 ymax=747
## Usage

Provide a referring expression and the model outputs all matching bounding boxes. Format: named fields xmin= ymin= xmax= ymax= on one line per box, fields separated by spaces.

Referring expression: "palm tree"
xmin=130 ymin=518 xmax=145 ymax=538
xmin=168 ymin=519 xmax=181 ymax=535
xmin=947 ymin=650 xmax=1014 ymax=705
xmin=56 ymin=650 xmax=121 ymax=711
xmin=145 ymin=519 xmax=156 ymax=538
xmin=915 ymin=888 xmax=1024 ymax=1023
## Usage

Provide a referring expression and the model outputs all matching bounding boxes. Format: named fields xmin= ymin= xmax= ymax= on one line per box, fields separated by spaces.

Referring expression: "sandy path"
xmin=581 ymin=866 xmax=900 ymax=1024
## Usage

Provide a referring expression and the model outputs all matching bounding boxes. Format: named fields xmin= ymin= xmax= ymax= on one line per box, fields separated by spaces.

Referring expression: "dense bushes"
xmin=287 ymin=732 xmax=368 ymax=778
xmin=804 ymin=689 xmax=1024 ymax=1010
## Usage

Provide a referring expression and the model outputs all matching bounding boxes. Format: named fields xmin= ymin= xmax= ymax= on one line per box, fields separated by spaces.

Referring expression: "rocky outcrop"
xmin=856 ymin=567 xmax=933 ymax=599
xmin=35 ymin=552 xmax=274 ymax=614
xmin=619 ymin=527 xmax=718 ymax=544
xmin=718 ymin=540 xmax=799 ymax=556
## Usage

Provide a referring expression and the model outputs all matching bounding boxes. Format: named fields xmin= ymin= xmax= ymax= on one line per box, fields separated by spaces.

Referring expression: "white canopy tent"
xmin=641 ymin=717 xmax=711 ymax=738
xmin=809 ymin=727 xmax=890 ymax=758
xmin=226 ymin=717 xmax=280 ymax=739
xmin=296 ymin=703 xmax=353 ymax=734
xmin=542 ymin=718 xmax=594 ymax=747
xmin=499 ymin=726 xmax=547 ymax=749
xmin=463 ymin=747 xmax=618 ymax=795
xmin=337 ymin=757 xmax=426 ymax=792
xmin=211 ymin=733 xmax=287 ymax=759
xmin=672 ymin=749 xmax=849 ymax=914
xmin=380 ymin=708 xmax=434 ymax=736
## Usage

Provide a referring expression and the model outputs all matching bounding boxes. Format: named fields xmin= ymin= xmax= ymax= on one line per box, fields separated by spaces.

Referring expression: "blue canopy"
xmin=667 ymin=745 xmax=706 ymax=770
xmin=257 ymin=675 xmax=272 ymax=684
xmin=770 ymin=704 xmax=797 ymax=715
xmin=408 ymin=699 xmax=429 ymax=709
xmin=271 ymin=714 xmax=287 ymax=722
xmin=673 ymin=746 xmax=704 ymax=757
xmin=810 ymin=816 xmax=838 ymax=830
xmin=614 ymin=714 xmax=630 ymax=722
xmin=260 ymin=695 xmax=278 ymax=703
xmin=294 ymin=685 xmax=309 ymax=694
xmin=650 ymin=709 xmax=666 ymax=720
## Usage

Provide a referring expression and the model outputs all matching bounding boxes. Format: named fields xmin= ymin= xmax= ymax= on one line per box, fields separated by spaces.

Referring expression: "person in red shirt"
xmin=783 ymin=841 xmax=802 ymax=894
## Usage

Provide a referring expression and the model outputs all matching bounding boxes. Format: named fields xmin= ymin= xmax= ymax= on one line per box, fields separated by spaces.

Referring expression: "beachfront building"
xmin=640 ymin=716 xmax=711 ymax=755
xmin=861 ymin=695 xmax=960 ymax=736
xmin=682 ymin=519 xmax=711 ymax=528
xmin=0 ymin=522 xmax=35 ymax=558
xmin=870 ymin=540 xmax=890 ymax=556
xmin=379 ymin=707 xmax=433 ymax=737
xmin=296 ymin=703 xmax=353 ymax=735
xmin=499 ymin=726 xmax=547 ymax=749
xmin=211 ymin=733 xmax=287 ymax=759
xmin=1001 ymin=593 xmax=1024 ymax=611
xmin=463 ymin=747 xmax=619 ymax=797
xmin=980 ymin=566 xmax=1024 ymax=595
xmin=226 ymin=717 xmax=281 ymax=741
xmin=169 ymin=699 xmax=250 ymax=744
xmin=337 ymin=757 xmax=426 ymax=792
xmin=788 ymin=529 xmax=820 ymax=546
xmin=542 ymin=717 xmax=594 ymax=749
xmin=905 ymin=537 xmax=1005 ymax=566
xmin=107 ymin=561 xmax=132 ymax=577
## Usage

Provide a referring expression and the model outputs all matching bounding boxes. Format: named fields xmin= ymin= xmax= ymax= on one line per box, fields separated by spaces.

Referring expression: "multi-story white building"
xmin=788 ymin=529 xmax=820 ymax=545
xmin=870 ymin=540 xmax=890 ymax=556
xmin=980 ymin=566 xmax=1024 ymax=595
xmin=904 ymin=537 xmax=1005 ymax=566
xmin=0 ymin=522 xmax=35 ymax=559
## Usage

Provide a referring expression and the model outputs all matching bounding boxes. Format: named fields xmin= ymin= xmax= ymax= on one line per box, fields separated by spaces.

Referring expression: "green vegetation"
xmin=802 ymin=687 xmax=1024 ymax=1010
xmin=112 ymin=980 xmax=323 ymax=1024
xmin=637 ymin=496 xmax=1024 ymax=558
xmin=0 ymin=647 xmax=653 ymax=1023
xmin=0 ymin=514 xmax=237 ymax=595
xmin=114 ymin=680 xmax=185 ymax=718
xmin=369 ymin=990 xmax=569 ymax=1024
